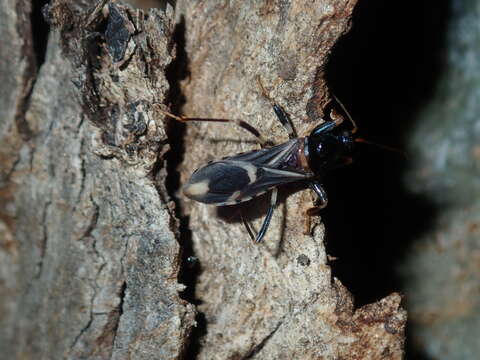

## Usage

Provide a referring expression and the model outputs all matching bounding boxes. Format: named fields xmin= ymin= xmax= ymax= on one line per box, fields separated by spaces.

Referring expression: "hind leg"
xmin=158 ymin=108 xmax=268 ymax=147
xmin=243 ymin=187 xmax=278 ymax=243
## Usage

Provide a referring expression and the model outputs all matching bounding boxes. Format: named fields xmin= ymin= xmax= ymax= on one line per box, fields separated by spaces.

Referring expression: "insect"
xmin=160 ymin=77 xmax=357 ymax=243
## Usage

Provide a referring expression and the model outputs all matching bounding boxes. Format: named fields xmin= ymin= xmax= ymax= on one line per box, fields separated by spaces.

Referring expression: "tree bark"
xmin=0 ymin=1 xmax=194 ymax=359
xmin=0 ymin=1 xmax=406 ymax=359
xmin=174 ymin=1 xmax=406 ymax=359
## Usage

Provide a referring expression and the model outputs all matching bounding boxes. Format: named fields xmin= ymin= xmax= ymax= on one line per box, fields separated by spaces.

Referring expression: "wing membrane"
xmin=183 ymin=138 xmax=312 ymax=205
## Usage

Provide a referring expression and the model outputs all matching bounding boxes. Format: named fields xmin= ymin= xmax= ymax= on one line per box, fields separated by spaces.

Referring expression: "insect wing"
xmin=183 ymin=139 xmax=310 ymax=205
xmin=231 ymin=163 xmax=307 ymax=202
xmin=224 ymin=138 xmax=299 ymax=167
xmin=183 ymin=161 xmax=252 ymax=204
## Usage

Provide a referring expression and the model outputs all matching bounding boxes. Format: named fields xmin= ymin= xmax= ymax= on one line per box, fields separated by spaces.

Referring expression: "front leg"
xmin=309 ymin=182 xmax=328 ymax=209
xmin=304 ymin=182 xmax=328 ymax=235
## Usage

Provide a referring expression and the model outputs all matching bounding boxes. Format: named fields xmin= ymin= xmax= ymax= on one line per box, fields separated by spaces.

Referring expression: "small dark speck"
xmin=102 ymin=131 xmax=116 ymax=146
xmin=125 ymin=144 xmax=137 ymax=155
xmin=384 ymin=319 xmax=398 ymax=334
xmin=187 ymin=256 xmax=198 ymax=266
xmin=71 ymin=78 xmax=82 ymax=89
xmin=297 ymin=254 xmax=310 ymax=266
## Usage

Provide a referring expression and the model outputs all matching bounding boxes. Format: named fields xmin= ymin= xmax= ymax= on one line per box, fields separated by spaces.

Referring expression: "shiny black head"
xmin=306 ymin=121 xmax=354 ymax=175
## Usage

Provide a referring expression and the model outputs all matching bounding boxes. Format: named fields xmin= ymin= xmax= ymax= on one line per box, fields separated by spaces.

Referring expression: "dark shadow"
xmin=216 ymin=181 xmax=312 ymax=252
xmin=32 ymin=0 xmax=50 ymax=67
xmin=123 ymin=0 xmax=174 ymax=10
xmin=325 ymin=2 xmax=451 ymax=359
xmin=165 ymin=16 xmax=191 ymax=301
xmin=164 ymin=16 xmax=206 ymax=359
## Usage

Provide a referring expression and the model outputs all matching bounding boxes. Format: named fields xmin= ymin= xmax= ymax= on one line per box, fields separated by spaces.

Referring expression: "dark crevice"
xmin=35 ymin=201 xmax=51 ymax=278
xmin=83 ymin=197 xmax=100 ymax=241
xmin=181 ymin=312 xmax=207 ymax=360
xmin=32 ymin=0 xmax=50 ymax=67
xmin=70 ymin=282 xmax=97 ymax=352
xmin=5 ymin=155 xmax=21 ymax=181
xmin=75 ymin=139 xmax=87 ymax=207
xmin=109 ymin=280 xmax=127 ymax=357
xmin=244 ymin=319 xmax=284 ymax=359
xmin=70 ymin=314 xmax=94 ymax=351
xmin=325 ymin=2 xmax=450 ymax=360
xmin=13 ymin=1 xmax=50 ymax=140
xmin=163 ymin=16 xmax=206 ymax=359
xmin=71 ymin=230 xmax=109 ymax=354
xmin=117 ymin=281 xmax=127 ymax=317
xmin=123 ymin=0 xmax=169 ymax=10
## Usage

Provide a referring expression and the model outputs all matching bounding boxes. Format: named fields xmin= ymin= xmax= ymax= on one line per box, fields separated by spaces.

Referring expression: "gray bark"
xmin=0 ymin=0 xmax=406 ymax=359
xmin=0 ymin=1 xmax=194 ymax=359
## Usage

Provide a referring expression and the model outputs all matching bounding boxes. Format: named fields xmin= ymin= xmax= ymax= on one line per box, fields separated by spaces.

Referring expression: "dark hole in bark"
xmin=325 ymin=2 xmax=451 ymax=359
xmin=31 ymin=0 xmax=50 ymax=67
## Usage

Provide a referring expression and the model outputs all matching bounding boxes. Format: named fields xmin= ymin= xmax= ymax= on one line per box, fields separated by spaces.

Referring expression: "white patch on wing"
xmin=262 ymin=167 xmax=308 ymax=178
xmin=241 ymin=163 xmax=257 ymax=183
xmin=227 ymin=161 xmax=258 ymax=183
xmin=227 ymin=190 xmax=241 ymax=203
xmin=183 ymin=180 xmax=209 ymax=198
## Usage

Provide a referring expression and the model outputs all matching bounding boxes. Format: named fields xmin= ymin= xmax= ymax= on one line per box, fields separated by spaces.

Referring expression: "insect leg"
xmin=158 ymin=108 xmax=267 ymax=147
xmin=242 ymin=188 xmax=278 ymax=243
xmin=256 ymin=188 xmax=279 ymax=242
xmin=242 ymin=214 xmax=257 ymax=243
xmin=304 ymin=182 xmax=328 ymax=235
xmin=309 ymin=181 xmax=328 ymax=209
xmin=256 ymin=76 xmax=297 ymax=139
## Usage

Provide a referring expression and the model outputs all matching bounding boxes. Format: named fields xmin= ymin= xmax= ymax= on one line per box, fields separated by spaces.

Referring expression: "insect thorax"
xmin=306 ymin=130 xmax=353 ymax=174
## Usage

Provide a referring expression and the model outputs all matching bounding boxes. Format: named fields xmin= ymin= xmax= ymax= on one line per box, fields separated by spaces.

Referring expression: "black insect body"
xmin=162 ymin=80 xmax=356 ymax=243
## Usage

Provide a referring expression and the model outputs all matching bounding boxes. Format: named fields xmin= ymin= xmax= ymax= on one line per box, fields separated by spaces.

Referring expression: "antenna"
xmin=331 ymin=93 xmax=358 ymax=134
xmin=355 ymin=137 xmax=407 ymax=158
xmin=329 ymin=95 xmax=405 ymax=157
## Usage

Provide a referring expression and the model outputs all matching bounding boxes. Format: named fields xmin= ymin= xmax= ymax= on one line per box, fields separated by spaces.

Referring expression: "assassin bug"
xmin=160 ymin=77 xmax=357 ymax=243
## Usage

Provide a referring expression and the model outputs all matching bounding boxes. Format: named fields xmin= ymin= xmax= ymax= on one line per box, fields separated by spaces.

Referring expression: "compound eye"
xmin=316 ymin=142 xmax=330 ymax=158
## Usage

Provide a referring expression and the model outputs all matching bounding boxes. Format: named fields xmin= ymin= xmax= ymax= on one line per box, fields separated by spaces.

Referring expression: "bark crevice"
xmin=163 ymin=16 xmax=206 ymax=359
xmin=245 ymin=318 xmax=285 ymax=359
xmin=31 ymin=0 xmax=50 ymax=68
xmin=35 ymin=201 xmax=51 ymax=278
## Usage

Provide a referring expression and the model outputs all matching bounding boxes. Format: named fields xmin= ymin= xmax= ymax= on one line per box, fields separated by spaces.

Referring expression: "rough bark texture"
xmin=175 ymin=1 xmax=406 ymax=359
xmin=0 ymin=1 xmax=195 ymax=359
xmin=0 ymin=0 xmax=406 ymax=359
